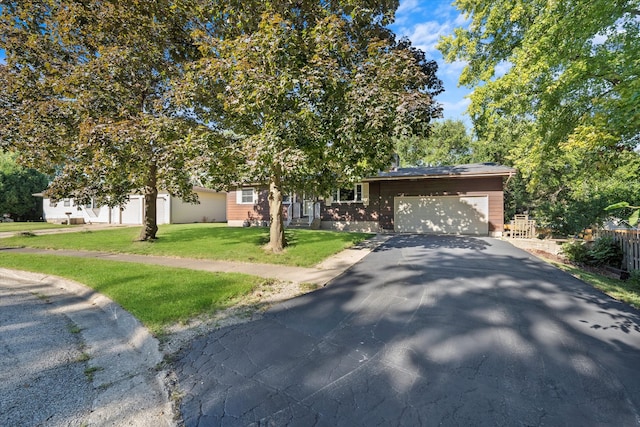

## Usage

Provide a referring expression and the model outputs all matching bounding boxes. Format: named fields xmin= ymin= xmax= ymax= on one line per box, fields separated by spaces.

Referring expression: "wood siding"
xmin=321 ymin=177 xmax=506 ymax=233
xmin=378 ymin=177 xmax=505 ymax=232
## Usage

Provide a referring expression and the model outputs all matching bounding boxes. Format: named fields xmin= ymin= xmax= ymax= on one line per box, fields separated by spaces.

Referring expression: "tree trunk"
xmin=138 ymin=162 xmax=159 ymax=241
xmin=267 ymin=170 xmax=286 ymax=253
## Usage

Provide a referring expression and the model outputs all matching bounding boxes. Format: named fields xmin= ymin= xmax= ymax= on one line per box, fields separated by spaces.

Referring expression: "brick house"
xmin=227 ymin=163 xmax=516 ymax=236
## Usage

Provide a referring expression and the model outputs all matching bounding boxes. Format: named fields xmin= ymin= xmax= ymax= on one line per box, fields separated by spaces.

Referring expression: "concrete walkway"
xmin=3 ymin=234 xmax=391 ymax=286
xmin=0 ymin=223 xmax=137 ymax=240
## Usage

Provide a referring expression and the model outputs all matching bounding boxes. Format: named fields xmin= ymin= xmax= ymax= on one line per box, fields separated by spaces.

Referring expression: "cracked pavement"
xmin=174 ymin=235 xmax=640 ymax=426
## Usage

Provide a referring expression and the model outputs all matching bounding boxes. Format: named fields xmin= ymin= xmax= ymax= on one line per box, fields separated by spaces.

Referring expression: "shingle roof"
xmin=364 ymin=163 xmax=516 ymax=181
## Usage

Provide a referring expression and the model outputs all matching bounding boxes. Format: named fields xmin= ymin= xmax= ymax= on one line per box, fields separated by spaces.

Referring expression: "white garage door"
xmin=394 ymin=195 xmax=489 ymax=235
xmin=120 ymin=197 xmax=142 ymax=224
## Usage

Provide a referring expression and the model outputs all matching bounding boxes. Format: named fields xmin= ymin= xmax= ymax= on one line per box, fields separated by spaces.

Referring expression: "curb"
xmin=0 ymin=268 xmax=176 ymax=426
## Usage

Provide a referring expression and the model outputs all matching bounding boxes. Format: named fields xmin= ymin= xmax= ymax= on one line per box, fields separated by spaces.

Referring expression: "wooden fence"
xmin=598 ymin=229 xmax=640 ymax=272
xmin=506 ymin=215 xmax=537 ymax=239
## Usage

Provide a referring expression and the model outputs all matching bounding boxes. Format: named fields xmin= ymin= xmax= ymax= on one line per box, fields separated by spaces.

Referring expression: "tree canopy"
xmin=0 ymin=151 xmax=49 ymax=221
xmin=0 ymin=1 xmax=211 ymax=240
xmin=439 ymin=0 xmax=640 ymax=234
xmin=176 ymin=1 xmax=443 ymax=251
xmin=395 ymin=119 xmax=473 ymax=167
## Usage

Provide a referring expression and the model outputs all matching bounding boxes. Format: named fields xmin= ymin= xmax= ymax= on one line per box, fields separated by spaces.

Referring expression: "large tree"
xmin=177 ymin=1 xmax=443 ymax=252
xmin=0 ymin=151 xmax=49 ymax=221
xmin=395 ymin=119 xmax=473 ymax=167
xmin=439 ymin=0 xmax=640 ymax=234
xmin=0 ymin=1 xmax=211 ymax=240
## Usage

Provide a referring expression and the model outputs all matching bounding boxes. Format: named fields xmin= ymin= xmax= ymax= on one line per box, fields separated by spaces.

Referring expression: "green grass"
xmin=549 ymin=261 xmax=640 ymax=309
xmin=0 ymin=223 xmax=373 ymax=267
xmin=0 ymin=253 xmax=259 ymax=334
xmin=0 ymin=222 xmax=71 ymax=233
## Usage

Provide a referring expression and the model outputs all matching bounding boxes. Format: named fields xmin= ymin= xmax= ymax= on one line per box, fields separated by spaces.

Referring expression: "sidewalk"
xmin=0 ymin=223 xmax=137 ymax=239
xmin=3 ymin=234 xmax=392 ymax=286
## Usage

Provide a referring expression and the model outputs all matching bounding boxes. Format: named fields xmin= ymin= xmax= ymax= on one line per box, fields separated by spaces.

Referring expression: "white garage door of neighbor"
xmin=394 ymin=195 xmax=489 ymax=235
xmin=120 ymin=197 xmax=142 ymax=224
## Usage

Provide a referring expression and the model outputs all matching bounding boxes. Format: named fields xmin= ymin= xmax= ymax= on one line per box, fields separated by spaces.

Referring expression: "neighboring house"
xmin=227 ymin=163 xmax=516 ymax=236
xmin=41 ymin=186 xmax=226 ymax=225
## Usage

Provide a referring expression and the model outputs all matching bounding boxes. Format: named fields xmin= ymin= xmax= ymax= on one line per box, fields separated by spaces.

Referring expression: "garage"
xmin=394 ymin=195 xmax=489 ymax=235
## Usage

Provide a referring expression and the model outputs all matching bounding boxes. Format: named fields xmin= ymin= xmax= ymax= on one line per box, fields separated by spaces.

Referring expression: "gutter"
xmin=362 ymin=171 xmax=516 ymax=182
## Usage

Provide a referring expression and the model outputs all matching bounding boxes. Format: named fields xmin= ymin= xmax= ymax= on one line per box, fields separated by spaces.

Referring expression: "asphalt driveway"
xmin=175 ymin=235 xmax=640 ymax=426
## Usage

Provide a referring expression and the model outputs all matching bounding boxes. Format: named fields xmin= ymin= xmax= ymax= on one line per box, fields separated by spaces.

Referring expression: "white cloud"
xmin=453 ymin=13 xmax=470 ymax=27
xmin=405 ymin=20 xmax=453 ymax=55
xmin=494 ymin=60 xmax=513 ymax=78
xmin=394 ymin=0 xmax=424 ymax=26
xmin=441 ymin=97 xmax=471 ymax=123
xmin=439 ymin=60 xmax=467 ymax=78
xmin=396 ymin=0 xmax=422 ymax=16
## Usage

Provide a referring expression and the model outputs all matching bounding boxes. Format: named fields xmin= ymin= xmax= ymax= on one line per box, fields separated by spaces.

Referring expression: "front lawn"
xmin=0 ymin=222 xmax=70 ymax=233
xmin=0 ymin=223 xmax=373 ymax=267
xmin=0 ymin=253 xmax=258 ymax=335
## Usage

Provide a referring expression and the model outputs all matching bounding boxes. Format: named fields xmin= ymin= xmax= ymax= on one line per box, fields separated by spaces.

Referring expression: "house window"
xmin=282 ymin=194 xmax=291 ymax=204
xmin=238 ymin=188 xmax=255 ymax=204
xmin=63 ymin=198 xmax=71 ymax=207
xmin=333 ymin=184 xmax=363 ymax=203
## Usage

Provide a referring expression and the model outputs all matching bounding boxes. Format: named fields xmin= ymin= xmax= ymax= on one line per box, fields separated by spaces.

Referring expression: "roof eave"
xmin=363 ymin=171 xmax=516 ymax=182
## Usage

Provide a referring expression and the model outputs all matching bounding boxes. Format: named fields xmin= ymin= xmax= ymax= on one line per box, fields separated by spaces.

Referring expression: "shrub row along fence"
xmin=597 ymin=229 xmax=640 ymax=272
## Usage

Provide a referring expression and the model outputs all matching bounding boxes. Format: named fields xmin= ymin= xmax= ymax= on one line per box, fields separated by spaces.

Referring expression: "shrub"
xmin=561 ymin=240 xmax=592 ymax=264
xmin=561 ymin=236 xmax=623 ymax=268
xmin=588 ymin=236 xmax=623 ymax=267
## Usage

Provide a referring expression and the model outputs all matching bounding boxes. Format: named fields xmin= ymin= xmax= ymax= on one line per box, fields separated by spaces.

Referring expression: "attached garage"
xmin=317 ymin=163 xmax=516 ymax=236
xmin=394 ymin=195 xmax=489 ymax=235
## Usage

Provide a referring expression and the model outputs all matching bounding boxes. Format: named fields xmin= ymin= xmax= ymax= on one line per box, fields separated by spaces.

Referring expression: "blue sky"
xmin=0 ymin=1 xmax=469 ymax=122
xmin=389 ymin=0 xmax=471 ymax=124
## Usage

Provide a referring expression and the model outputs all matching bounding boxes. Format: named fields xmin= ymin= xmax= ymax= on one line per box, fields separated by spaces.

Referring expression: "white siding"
xmin=170 ymin=192 xmax=227 ymax=223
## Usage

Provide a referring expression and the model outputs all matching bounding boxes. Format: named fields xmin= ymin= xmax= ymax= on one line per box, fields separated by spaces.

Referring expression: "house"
xmin=41 ymin=186 xmax=226 ymax=225
xmin=226 ymin=163 xmax=516 ymax=236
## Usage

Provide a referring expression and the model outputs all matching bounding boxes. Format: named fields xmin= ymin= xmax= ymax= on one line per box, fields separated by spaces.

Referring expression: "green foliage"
xmin=0 ymin=151 xmax=48 ymax=220
xmin=175 ymin=2 xmax=443 ymax=251
xmin=605 ymin=201 xmax=640 ymax=227
xmin=439 ymin=0 xmax=640 ymax=236
xmin=589 ymin=236 xmax=623 ymax=267
xmin=561 ymin=240 xmax=592 ymax=264
xmin=394 ymin=119 xmax=472 ymax=166
xmin=561 ymin=236 xmax=623 ymax=268
xmin=0 ymin=1 xmax=210 ymax=240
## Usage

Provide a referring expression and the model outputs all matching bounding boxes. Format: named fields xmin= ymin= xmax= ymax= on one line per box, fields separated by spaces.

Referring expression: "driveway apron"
xmin=174 ymin=235 xmax=640 ymax=426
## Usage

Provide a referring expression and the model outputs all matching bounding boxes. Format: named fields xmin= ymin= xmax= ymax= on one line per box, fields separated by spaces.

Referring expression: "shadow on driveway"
xmin=174 ymin=235 xmax=640 ymax=426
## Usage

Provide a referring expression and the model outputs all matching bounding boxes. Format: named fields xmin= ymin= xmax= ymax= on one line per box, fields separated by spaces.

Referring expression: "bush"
xmin=561 ymin=236 xmax=623 ymax=268
xmin=561 ymin=240 xmax=592 ymax=264
xmin=588 ymin=236 xmax=623 ymax=267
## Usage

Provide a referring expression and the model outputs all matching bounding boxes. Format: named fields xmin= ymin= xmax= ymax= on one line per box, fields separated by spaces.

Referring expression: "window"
xmin=333 ymin=184 xmax=363 ymax=203
xmin=63 ymin=198 xmax=71 ymax=207
xmin=238 ymin=188 xmax=255 ymax=204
